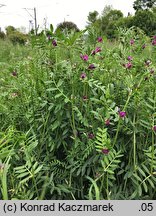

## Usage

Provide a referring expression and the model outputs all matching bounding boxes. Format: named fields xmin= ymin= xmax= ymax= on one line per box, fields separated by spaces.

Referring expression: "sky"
xmin=0 ymin=0 xmax=135 ymax=32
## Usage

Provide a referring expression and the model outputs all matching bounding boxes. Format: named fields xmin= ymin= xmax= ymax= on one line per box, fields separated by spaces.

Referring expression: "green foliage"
xmin=55 ymin=21 xmax=80 ymax=34
xmin=87 ymin=11 xmax=99 ymax=24
xmin=8 ymin=32 xmax=27 ymax=45
xmin=5 ymin=26 xmax=16 ymax=36
xmin=0 ymin=31 xmax=5 ymax=39
xmin=133 ymin=10 xmax=156 ymax=36
xmin=133 ymin=0 xmax=156 ymax=11
xmin=0 ymin=26 xmax=156 ymax=200
xmin=86 ymin=4 xmax=156 ymax=38
xmin=130 ymin=146 xmax=156 ymax=199
xmin=5 ymin=25 xmax=28 ymax=45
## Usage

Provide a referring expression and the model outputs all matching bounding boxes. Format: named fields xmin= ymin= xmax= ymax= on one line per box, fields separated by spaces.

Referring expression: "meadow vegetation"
xmin=0 ymin=25 xmax=156 ymax=200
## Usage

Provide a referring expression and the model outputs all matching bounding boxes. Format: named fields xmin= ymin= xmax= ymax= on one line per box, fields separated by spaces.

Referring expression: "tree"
xmin=133 ymin=9 xmax=156 ymax=35
xmin=100 ymin=9 xmax=123 ymax=38
xmin=101 ymin=5 xmax=113 ymax=17
xmin=87 ymin=11 xmax=99 ymax=24
xmin=133 ymin=0 xmax=156 ymax=11
xmin=0 ymin=28 xmax=5 ymax=39
xmin=5 ymin=25 xmax=28 ymax=45
xmin=5 ymin=25 xmax=16 ymax=36
xmin=55 ymin=21 xmax=80 ymax=34
xmin=105 ymin=9 xmax=123 ymax=21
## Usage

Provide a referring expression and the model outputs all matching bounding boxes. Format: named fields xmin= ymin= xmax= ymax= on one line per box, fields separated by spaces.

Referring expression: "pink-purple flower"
xmin=127 ymin=56 xmax=133 ymax=61
xmin=152 ymin=40 xmax=156 ymax=46
xmin=82 ymin=95 xmax=88 ymax=101
xmin=105 ymin=119 xmax=110 ymax=126
xmin=80 ymin=54 xmax=89 ymax=61
xmin=80 ymin=73 xmax=87 ymax=79
xmin=97 ymin=37 xmax=103 ymax=43
xmin=130 ymin=39 xmax=134 ymax=45
xmin=12 ymin=71 xmax=17 ymax=77
xmin=142 ymin=44 xmax=146 ymax=49
xmin=102 ymin=148 xmax=109 ymax=154
xmin=95 ymin=47 xmax=101 ymax=53
xmin=88 ymin=133 xmax=94 ymax=139
xmin=88 ymin=64 xmax=96 ymax=70
xmin=153 ymin=125 xmax=156 ymax=132
xmin=91 ymin=47 xmax=102 ymax=55
xmin=124 ymin=62 xmax=132 ymax=69
xmin=119 ymin=111 xmax=126 ymax=118
xmin=52 ymin=39 xmax=57 ymax=46
xmin=91 ymin=50 xmax=96 ymax=55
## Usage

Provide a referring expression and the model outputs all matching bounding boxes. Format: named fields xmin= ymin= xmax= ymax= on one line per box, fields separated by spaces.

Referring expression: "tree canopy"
xmin=133 ymin=0 xmax=156 ymax=11
xmin=55 ymin=21 xmax=80 ymax=34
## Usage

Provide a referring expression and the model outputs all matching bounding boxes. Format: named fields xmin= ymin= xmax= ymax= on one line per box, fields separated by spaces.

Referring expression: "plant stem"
xmin=113 ymin=91 xmax=132 ymax=148
xmin=133 ymin=113 xmax=136 ymax=170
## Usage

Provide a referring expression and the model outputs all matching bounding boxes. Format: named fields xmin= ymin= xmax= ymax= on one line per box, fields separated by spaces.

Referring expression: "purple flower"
xmin=82 ymin=95 xmax=88 ymax=101
xmin=130 ymin=39 xmax=134 ymax=45
xmin=12 ymin=71 xmax=17 ymax=77
xmin=142 ymin=44 xmax=146 ymax=49
xmin=97 ymin=37 xmax=103 ymax=43
xmin=80 ymin=54 xmax=88 ymax=61
xmin=91 ymin=50 xmax=96 ymax=55
xmin=105 ymin=119 xmax=110 ymax=126
xmin=152 ymin=40 xmax=156 ymax=46
xmin=88 ymin=64 xmax=96 ymax=70
xmin=88 ymin=133 xmax=94 ymax=139
xmin=153 ymin=125 xmax=156 ymax=132
xmin=95 ymin=47 xmax=102 ymax=53
xmin=124 ymin=62 xmax=132 ymax=69
xmin=153 ymin=35 xmax=156 ymax=39
xmin=119 ymin=111 xmax=126 ymax=118
xmin=127 ymin=56 xmax=133 ymax=61
xmin=102 ymin=148 xmax=109 ymax=154
xmin=52 ymin=39 xmax=57 ymax=46
xmin=91 ymin=47 xmax=102 ymax=55
xmin=80 ymin=72 xmax=87 ymax=79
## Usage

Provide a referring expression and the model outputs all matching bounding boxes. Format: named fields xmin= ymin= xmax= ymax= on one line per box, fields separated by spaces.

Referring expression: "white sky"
xmin=0 ymin=0 xmax=135 ymax=32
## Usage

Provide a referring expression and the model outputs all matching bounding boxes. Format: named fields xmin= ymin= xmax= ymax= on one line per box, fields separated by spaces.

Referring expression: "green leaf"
xmin=130 ymin=190 xmax=138 ymax=199
xmin=54 ymin=93 xmax=63 ymax=99
xmin=50 ymin=24 xmax=54 ymax=33
xmin=107 ymin=169 xmax=114 ymax=174
xmin=57 ymin=79 xmax=63 ymax=87
xmin=87 ymin=176 xmax=100 ymax=200
xmin=146 ymin=178 xmax=155 ymax=188
xmin=34 ymin=165 xmax=43 ymax=174
xmin=137 ymin=166 xmax=146 ymax=178
xmin=142 ymin=181 xmax=148 ymax=192
xmin=133 ymin=173 xmax=142 ymax=182
xmin=17 ymin=172 xmax=29 ymax=178
xmin=46 ymin=88 xmax=57 ymax=91
xmin=51 ymin=120 xmax=60 ymax=131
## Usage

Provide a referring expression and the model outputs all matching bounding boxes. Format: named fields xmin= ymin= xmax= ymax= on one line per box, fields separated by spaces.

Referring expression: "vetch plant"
xmin=1 ymin=26 xmax=156 ymax=200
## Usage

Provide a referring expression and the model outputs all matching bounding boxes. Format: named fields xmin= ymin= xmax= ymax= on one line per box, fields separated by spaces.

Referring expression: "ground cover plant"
xmin=0 ymin=26 xmax=156 ymax=200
